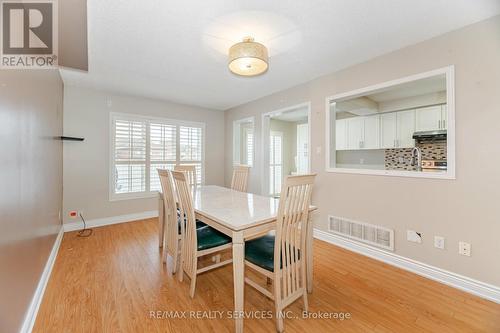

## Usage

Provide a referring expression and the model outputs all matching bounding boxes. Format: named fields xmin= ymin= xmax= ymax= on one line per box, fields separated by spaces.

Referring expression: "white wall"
xmin=224 ymin=16 xmax=500 ymax=286
xmin=63 ymin=86 xmax=225 ymax=224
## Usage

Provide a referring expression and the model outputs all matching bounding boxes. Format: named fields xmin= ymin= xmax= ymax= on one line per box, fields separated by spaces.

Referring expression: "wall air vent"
xmin=328 ymin=215 xmax=394 ymax=251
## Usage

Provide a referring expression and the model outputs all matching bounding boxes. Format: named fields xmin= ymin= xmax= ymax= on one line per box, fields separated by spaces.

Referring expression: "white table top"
xmin=192 ymin=185 xmax=280 ymax=231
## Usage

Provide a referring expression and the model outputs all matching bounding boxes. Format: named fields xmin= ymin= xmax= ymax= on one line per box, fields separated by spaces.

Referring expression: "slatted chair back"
xmin=158 ymin=170 xmax=179 ymax=260
xmin=273 ymin=174 xmax=316 ymax=306
xmin=174 ymin=165 xmax=197 ymax=186
xmin=231 ymin=165 xmax=250 ymax=192
xmin=171 ymin=170 xmax=197 ymax=280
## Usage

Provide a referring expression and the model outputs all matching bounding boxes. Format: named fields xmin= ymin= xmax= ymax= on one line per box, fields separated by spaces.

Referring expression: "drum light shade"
xmin=228 ymin=37 xmax=268 ymax=76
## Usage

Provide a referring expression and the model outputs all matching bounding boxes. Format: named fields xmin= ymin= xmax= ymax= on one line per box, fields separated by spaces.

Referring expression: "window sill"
xmin=325 ymin=167 xmax=456 ymax=180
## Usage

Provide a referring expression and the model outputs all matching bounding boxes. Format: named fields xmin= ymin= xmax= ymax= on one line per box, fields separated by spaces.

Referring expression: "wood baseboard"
xmin=314 ymin=228 xmax=500 ymax=304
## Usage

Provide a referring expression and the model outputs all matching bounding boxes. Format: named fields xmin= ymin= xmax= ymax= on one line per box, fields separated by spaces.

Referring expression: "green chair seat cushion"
xmin=244 ymin=235 xmax=300 ymax=272
xmin=197 ymin=226 xmax=232 ymax=251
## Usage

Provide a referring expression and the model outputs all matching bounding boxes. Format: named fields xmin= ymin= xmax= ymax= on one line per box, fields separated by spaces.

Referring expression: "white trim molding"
xmin=261 ymin=101 xmax=312 ymax=196
xmin=20 ymin=227 xmax=64 ymax=333
xmin=63 ymin=210 xmax=159 ymax=232
xmin=314 ymin=228 xmax=500 ymax=304
xmin=324 ymin=65 xmax=456 ymax=180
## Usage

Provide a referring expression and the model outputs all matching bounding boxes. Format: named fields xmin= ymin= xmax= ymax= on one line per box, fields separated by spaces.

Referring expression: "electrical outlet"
xmin=69 ymin=210 xmax=83 ymax=219
xmin=407 ymin=230 xmax=422 ymax=243
xmin=434 ymin=236 xmax=445 ymax=249
xmin=459 ymin=241 xmax=471 ymax=256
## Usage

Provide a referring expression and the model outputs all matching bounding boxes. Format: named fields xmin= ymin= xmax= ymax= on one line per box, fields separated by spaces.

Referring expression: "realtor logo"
xmin=1 ymin=0 xmax=58 ymax=68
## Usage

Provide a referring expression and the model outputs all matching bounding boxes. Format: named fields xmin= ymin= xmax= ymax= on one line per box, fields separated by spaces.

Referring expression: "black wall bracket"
xmin=60 ymin=136 xmax=84 ymax=141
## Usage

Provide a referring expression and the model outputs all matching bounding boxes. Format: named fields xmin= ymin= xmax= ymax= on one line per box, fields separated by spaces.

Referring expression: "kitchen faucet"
xmin=411 ymin=147 xmax=422 ymax=171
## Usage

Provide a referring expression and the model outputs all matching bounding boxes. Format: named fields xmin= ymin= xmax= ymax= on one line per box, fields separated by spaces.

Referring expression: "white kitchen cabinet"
xmin=363 ymin=115 xmax=380 ymax=149
xmin=380 ymin=112 xmax=397 ymax=148
xmin=347 ymin=117 xmax=364 ymax=149
xmin=397 ymin=109 xmax=416 ymax=148
xmin=441 ymin=105 xmax=447 ymax=130
xmin=416 ymin=105 xmax=444 ymax=131
xmin=335 ymin=119 xmax=348 ymax=150
xmin=345 ymin=115 xmax=379 ymax=149
xmin=380 ymin=110 xmax=415 ymax=148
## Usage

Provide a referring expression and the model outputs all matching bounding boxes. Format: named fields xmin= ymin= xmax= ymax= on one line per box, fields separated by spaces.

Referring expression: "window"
xmin=110 ymin=113 xmax=205 ymax=200
xmin=269 ymin=131 xmax=283 ymax=196
xmin=245 ymin=128 xmax=254 ymax=167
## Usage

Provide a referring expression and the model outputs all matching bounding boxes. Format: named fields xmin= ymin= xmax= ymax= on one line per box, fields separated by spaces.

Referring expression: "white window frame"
xmin=109 ymin=112 xmax=205 ymax=201
xmin=325 ymin=65 xmax=456 ymax=180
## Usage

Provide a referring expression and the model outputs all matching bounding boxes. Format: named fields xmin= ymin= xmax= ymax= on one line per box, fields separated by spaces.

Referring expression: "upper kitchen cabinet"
xmin=327 ymin=66 xmax=455 ymax=179
xmin=416 ymin=105 xmax=447 ymax=131
xmin=380 ymin=110 xmax=415 ymax=149
xmin=341 ymin=114 xmax=380 ymax=150
xmin=335 ymin=119 xmax=348 ymax=150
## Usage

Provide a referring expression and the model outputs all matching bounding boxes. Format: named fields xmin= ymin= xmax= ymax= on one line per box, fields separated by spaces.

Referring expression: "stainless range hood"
xmin=412 ymin=130 xmax=447 ymax=141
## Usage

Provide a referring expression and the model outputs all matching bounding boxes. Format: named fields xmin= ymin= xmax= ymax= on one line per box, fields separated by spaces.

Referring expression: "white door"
xmin=296 ymin=123 xmax=309 ymax=174
xmin=269 ymin=131 xmax=283 ymax=196
xmin=380 ymin=112 xmax=397 ymax=148
xmin=335 ymin=119 xmax=347 ymax=150
xmin=397 ymin=109 xmax=416 ymax=148
xmin=363 ymin=115 xmax=380 ymax=149
xmin=347 ymin=117 xmax=363 ymax=149
xmin=416 ymin=106 xmax=442 ymax=131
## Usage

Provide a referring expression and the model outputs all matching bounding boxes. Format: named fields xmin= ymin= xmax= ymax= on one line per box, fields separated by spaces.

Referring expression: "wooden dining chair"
xmin=174 ymin=164 xmax=197 ymax=186
xmin=171 ymin=170 xmax=233 ymax=298
xmin=158 ymin=169 xmax=182 ymax=272
xmin=231 ymin=165 xmax=250 ymax=192
xmin=244 ymin=174 xmax=316 ymax=332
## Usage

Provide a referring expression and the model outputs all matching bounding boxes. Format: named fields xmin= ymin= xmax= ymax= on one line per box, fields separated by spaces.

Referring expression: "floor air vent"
xmin=328 ymin=215 xmax=394 ymax=251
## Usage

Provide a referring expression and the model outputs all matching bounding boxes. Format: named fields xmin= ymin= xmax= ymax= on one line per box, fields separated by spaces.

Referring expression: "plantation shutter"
xmin=179 ymin=125 xmax=203 ymax=184
xmin=149 ymin=122 xmax=177 ymax=191
xmin=113 ymin=118 xmax=147 ymax=194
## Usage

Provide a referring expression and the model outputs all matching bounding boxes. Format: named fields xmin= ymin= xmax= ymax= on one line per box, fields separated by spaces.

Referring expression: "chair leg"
xmin=189 ymin=274 xmax=197 ymax=298
xmin=275 ymin=303 xmax=284 ymax=333
xmin=302 ymin=263 xmax=309 ymax=312
xmin=302 ymin=291 xmax=309 ymax=313
xmin=172 ymin=250 xmax=179 ymax=274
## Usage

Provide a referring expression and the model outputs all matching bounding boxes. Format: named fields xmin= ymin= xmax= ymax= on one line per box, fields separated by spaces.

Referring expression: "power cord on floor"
xmin=77 ymin=213 xmax=93 ymax=237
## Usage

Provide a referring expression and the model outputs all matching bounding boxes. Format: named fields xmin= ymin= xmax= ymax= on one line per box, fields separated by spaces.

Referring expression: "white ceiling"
xmin=60 ymin=0 xmax=500 ymax=110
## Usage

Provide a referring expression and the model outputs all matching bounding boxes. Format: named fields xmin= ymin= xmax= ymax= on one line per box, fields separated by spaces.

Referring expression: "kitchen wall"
xmin=63 ymin=86 xmax=225 ymax=224
xmin=0 ymin=70 xmax=63 ymax=333
xmin=224 ymin=15 xmax=500 ymax=286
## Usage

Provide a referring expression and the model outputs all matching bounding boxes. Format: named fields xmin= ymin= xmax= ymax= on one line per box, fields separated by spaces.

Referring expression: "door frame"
xmin=260 ymin=102 xmax=312 ymax=196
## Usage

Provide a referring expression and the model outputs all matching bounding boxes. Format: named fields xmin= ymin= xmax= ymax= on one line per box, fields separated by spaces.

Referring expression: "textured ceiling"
xmin=60 ymin=0 xmax=500 ymax=110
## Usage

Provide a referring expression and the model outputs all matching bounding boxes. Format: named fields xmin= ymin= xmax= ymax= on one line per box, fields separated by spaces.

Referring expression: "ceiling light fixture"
xmin=228 ymin=37 xmax=268 ymax=77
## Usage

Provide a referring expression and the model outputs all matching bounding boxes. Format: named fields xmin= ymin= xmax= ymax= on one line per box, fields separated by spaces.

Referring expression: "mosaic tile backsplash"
xmin=385 ymin=141 xmax=447 ymax=171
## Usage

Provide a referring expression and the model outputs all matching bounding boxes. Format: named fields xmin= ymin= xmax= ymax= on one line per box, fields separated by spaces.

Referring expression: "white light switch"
xmin=434 ymin=236 xmax=445 ymax=249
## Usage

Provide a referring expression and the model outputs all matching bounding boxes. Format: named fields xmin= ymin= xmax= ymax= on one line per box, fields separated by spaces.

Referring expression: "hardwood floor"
xmin=34 ymin=219 xmax=500 ymax=332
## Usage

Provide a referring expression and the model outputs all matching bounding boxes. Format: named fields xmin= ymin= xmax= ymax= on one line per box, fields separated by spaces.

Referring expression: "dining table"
xmin=158 ymin=185 xmax=317 ymax=333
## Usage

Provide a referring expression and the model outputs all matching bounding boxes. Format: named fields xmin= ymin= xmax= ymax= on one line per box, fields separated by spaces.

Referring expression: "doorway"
xmin=261 ymin=102 xmax=311 ymax=197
